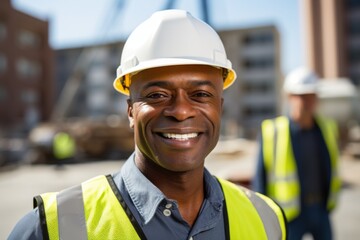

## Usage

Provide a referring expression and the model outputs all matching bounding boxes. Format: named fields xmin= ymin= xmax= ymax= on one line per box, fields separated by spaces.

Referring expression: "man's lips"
xmin=160 ymin=133 xmax=199 ymax=141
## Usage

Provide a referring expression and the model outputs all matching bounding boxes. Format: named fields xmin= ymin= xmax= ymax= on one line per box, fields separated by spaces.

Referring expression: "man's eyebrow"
xmin=191 ymin=80 xmax=217 ymax=88
xmin=142 ymin=81 xmax=171 ymax=89
xmin=142 ymin=80 xmax=217 ymax=89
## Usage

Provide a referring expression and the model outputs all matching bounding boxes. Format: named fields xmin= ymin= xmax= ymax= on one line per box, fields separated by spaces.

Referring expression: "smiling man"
xmin=9 ymin=10 xmax=286 ymax=240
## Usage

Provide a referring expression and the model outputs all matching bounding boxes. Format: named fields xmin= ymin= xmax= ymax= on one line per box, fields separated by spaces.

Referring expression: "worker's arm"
xmin=8 ymin=208 xmax=43 ymax=240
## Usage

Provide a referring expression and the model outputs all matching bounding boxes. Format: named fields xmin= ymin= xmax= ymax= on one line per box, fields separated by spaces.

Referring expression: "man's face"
xmin=127 ymin=65 xmax=224 ymax=172
xmin=288 ymin=93 xmax=317 ymax=120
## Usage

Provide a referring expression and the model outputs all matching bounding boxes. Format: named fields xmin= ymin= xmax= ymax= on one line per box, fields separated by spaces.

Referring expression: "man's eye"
xmin=193 ymin=92 xmax=211 ymax=98
xmin=147 ymin=93 xmax=167 ymax=99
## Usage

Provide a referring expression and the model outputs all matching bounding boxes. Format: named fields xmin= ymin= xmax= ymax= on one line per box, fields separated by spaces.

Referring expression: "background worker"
xmin=252 ymin=67 xmax=341 ymax=240
xmin=52 ymin=131 xmax=76 ymax=162
xmin=9 ymin=10 xmax=286 ymax=239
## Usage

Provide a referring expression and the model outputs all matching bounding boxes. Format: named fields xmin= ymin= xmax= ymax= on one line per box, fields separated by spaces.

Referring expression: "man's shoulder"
xmin=8 ymin=208 xmax=43 ymax=240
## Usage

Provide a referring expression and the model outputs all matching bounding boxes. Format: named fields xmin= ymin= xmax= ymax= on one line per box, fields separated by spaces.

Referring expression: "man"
xmin=252 ymin=67 xmax=341 ymax=240
xmin=9 ymin=10 xmax=286 ymax=239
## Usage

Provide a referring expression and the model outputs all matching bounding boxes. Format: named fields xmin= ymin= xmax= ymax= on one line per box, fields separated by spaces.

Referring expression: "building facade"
xmin=220 ymin=26 xmax=281 ymax=139
xmin=0 ymin=0 xmax=54 ymax=136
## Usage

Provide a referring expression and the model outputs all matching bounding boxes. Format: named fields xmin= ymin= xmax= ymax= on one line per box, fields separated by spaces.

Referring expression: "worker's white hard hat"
xmin=283 ymin=67 xmax=319 ymax=95
xmin=113 ymin=9 xmax=236 ymax=95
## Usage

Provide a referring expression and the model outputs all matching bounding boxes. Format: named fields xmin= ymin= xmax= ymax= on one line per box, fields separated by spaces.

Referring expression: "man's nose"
xmin=163 ymin=91 xmax=196 ymax=121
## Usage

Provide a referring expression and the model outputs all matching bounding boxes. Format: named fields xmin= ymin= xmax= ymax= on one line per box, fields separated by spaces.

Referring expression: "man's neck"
xmin=291 ymin=114 xmax=315 ymax=130
xmin=157 ymin=171 xmax=204 ymax=226
xmin=135 ymin=157 xmax=205 ymax=226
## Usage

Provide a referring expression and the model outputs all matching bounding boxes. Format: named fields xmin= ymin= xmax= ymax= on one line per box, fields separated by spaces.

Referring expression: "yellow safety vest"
xmin=261 ymin=116 xmax=341 ymax=221
xmin=34 ymin=175 xmax=286 ymax=240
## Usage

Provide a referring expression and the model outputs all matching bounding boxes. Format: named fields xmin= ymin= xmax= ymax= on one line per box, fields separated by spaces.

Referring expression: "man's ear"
xmin=127 ymin=99 xmax=134 ymax=129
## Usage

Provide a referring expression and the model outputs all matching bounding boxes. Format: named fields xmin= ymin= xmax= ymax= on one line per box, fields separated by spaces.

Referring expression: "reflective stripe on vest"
xmin=261 ymin=116 xmax=341 ymax=221
xmin=34 ymin=175 xmax=286 ymax=240
xmin=217 ymin=178 xmax=286 ymax=240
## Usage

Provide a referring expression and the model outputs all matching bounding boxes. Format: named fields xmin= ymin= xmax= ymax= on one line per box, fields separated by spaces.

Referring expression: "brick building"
xmin=0 ymin=0 xmax=54 ymax=136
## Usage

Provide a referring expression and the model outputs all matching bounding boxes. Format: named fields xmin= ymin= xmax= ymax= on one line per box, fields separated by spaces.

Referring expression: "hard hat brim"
xmin=113 ymin=58 xmax=236 ymax=95
xmin=284 ymin=85 xmax=318 ymax=95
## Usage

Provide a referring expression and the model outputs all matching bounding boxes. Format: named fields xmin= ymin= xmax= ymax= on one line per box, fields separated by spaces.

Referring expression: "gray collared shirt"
xmin=8 ymin=154 xmax=227 ymax=240
xmin=112 ymin=154 xmax=227 ymax=239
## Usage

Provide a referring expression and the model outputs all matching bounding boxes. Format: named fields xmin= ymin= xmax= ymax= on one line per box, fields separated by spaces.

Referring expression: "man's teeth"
xmin=162 ymin=133 xmax=198 ymax=140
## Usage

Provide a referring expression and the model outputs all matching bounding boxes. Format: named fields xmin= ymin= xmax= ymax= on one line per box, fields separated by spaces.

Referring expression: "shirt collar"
xmin=121 ymin=153 xmax=224 ymax=224
xmin=121 ymin=154 xmax=165 ymax=224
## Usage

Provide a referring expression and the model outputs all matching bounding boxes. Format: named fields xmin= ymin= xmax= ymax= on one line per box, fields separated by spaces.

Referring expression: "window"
xmin=0 ymin=53 xmax=7 ymax=74
xmin=243 ymin=82 xmax=273 ymax=93
xmin=17 ymin=30 xmax=41 ymax=48
xmin=0 ymin=86 xmax=6 ymax=102
xmin=243 ymin=106 xmax=275 ymax=117
xmin=242 ymin=57 xmax=274 ymax=70
xmin=16 ymin=58 xmax=41 ymax=78
xmin=21 ymin=90 xmax=38 ymax=104
xmin=0 ymin=21 xmax=6 ymax=41
xmin=243 ymin=32 xmax=274 ymax=46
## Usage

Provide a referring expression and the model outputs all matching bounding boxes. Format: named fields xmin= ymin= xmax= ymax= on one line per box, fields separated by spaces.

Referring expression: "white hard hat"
xmin=283 ymin=67 xmax=319 ymax=94
xmin=113 ymin=9 xmax=236 ymax=95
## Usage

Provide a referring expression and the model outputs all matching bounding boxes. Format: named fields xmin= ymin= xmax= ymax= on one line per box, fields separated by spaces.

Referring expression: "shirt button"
xmin=163 ymin=209 xmax=171 ymax=216
xmin=165 ymin=203 xmax=172 ymax=209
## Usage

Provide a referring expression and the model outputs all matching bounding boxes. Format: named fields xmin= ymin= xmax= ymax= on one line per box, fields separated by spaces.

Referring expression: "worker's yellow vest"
xmin=261 ymin=116 xmax=341 ymax=221
xmin=34 ymin=175 xmax=286 ymax=240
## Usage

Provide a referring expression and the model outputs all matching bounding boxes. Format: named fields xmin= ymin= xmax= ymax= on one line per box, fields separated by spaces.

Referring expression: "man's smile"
xmin=160 ymin=133 xmax=199 ymax=141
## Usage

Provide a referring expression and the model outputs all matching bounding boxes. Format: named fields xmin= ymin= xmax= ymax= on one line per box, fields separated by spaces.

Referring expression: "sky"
xmin=12 ymin=0 xmax=305 ymax=75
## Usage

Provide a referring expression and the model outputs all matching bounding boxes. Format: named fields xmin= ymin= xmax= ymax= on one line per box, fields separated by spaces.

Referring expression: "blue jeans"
xmin=288 ymin=204 xmax=332 ymax=240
